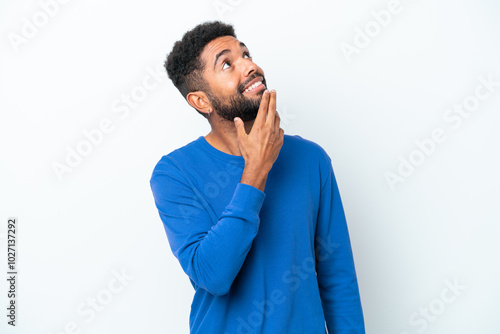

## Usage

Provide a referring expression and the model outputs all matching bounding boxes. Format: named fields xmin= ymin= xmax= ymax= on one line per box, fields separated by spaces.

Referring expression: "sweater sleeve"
xmin=150 ymin=157 xmax=265 ymax=296
xmin=315 ymin=160 xmax=365 ymax=333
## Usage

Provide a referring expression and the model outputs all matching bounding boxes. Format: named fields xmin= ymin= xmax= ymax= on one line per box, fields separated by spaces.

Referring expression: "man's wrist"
xmin=240 ymin=165 xmax=269 ymax=192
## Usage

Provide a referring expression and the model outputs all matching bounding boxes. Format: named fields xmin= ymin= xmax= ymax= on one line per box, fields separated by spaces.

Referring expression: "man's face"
xmin=199 ymin=36 xmax=267 ymax=122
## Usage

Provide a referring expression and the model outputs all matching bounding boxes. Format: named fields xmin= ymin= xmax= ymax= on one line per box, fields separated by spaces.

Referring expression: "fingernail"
xmin=271 ymin=89 xmax=276 ymax=93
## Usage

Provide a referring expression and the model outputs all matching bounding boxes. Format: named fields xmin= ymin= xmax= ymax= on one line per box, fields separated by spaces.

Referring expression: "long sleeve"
xmin=315 ymin=160 xmax=365 ymax=333
xmin=150 ymin=157 xmax=265 ymax=296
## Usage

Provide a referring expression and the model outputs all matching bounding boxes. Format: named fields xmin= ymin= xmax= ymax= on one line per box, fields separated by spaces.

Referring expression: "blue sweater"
xmin=150 ymin=134 xmax=365 ymax=334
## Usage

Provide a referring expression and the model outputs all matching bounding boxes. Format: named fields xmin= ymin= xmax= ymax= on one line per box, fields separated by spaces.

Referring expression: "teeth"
xmin=244 ymin=81 xmax=262 ymax=93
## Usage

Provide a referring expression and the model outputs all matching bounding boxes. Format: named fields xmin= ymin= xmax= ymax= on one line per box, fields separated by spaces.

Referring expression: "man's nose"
xmin=242 ymin=58 xmax=258 ymax=77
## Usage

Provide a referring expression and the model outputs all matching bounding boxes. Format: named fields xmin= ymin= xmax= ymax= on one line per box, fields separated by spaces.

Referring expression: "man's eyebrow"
xmin=213 ymin=42 xmax=249 ymax=70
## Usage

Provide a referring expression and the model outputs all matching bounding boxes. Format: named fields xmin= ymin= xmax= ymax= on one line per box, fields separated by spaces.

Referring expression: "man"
xmin=150 ymin=21 xmax=365 ymax=334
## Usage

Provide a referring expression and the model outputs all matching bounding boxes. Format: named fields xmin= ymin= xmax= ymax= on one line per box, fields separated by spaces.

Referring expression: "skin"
xmin=186 ymin=36 xmax=284 ymax=192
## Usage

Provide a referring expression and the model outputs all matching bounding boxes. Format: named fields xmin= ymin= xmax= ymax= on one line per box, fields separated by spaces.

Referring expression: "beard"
xmin=205 ymin=78 xmax=267 ymax=122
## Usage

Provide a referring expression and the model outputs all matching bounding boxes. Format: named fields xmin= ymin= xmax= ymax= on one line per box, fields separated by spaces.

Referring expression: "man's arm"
xmin=150 ymin=163 xmax=265 ymax=296
xmin=315 ymin=159 xmax=365 ymax=333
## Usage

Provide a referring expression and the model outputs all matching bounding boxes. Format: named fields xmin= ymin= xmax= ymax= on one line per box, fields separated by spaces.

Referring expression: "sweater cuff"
xmin=227 ymin=183 xmax=266 ymax=217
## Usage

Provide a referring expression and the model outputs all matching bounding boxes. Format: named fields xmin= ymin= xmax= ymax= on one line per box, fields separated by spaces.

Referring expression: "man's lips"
xmin=241 ymin=76 xmax=265 ymax=93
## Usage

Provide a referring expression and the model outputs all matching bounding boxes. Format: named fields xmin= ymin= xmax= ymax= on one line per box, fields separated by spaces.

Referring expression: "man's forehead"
xmin=201 ymin=36 xmax=247 ymax=62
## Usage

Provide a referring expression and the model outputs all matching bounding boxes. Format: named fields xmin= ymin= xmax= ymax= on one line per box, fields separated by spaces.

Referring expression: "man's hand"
xmin=234 ymin=89 xmax=284 ymax=192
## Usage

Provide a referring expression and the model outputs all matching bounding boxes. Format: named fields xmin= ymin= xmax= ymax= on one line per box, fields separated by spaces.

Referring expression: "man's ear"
xmin=186 ymin=91 xmax=212 ymax=115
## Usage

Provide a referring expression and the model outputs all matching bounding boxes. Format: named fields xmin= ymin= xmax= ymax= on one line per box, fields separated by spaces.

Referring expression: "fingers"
xmin=243 ymin=89 xmax=281 ymax=145
xmin=279 ymin=127 xmax=284 ymax=140
xmin=234 ymin=117 xmax=246 ymax=140
xmin=265 ymin=90 xmax=277 ymax=128
xmin=274 ymin=107 xmax=281 ymax=135
xmin=253 ymin=90 xmax=270 ymax=128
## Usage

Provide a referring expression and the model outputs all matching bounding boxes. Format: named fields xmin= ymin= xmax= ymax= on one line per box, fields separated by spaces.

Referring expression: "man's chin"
xmin=209 ymin=91 xmax=262 ymax=122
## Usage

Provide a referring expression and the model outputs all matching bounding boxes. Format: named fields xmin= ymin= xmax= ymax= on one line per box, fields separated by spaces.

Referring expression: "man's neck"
xmin=205 ymin=119 xmax=255 ymax=156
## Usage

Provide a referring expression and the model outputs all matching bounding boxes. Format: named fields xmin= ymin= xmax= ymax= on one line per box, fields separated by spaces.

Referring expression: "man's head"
xmin=165 ymin=21 xmax=266 ymax=122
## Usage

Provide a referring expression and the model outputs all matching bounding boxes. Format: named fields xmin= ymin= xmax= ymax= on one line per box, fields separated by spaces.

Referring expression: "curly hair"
xmin=165 ymin=21 xmax=236 ymax=119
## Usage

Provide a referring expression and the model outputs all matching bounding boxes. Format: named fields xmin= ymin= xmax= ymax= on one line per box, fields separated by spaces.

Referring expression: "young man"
xmin=150 ymin=21 xmax=365 ymax=334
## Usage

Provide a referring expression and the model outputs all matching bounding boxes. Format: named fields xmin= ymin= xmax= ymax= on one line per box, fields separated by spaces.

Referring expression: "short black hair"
xmin=165 ymin=21 xmax=236 ymax=119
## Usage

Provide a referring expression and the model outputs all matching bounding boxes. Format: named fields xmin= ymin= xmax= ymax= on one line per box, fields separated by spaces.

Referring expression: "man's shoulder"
xmin=165 ymin=136 xmax=203 ymax=159
xmin=151 ymin=136 xmax=203 ymax=176
xmin=283 ymin=134 xmax=331 ymax=163
xmin=284 ymin=134 xmax=323 ymax=150
xmin=281 ymin=134 xmax=333 ymax=188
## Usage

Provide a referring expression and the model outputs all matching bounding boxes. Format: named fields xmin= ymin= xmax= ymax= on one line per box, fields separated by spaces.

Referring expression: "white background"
xmin=1 ymin=0 xmax=499 ymax=333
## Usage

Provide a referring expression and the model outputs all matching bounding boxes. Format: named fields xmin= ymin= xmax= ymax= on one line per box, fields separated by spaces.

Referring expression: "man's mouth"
xmin=241 ymin=76 xmax=266 ymax=94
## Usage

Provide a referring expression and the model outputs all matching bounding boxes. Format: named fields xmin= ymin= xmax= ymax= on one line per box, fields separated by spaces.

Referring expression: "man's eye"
xmin=244 ymin=53 xmax=251 ymax=58
xmin=222 ymin=62 xmax=230 ymax=70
